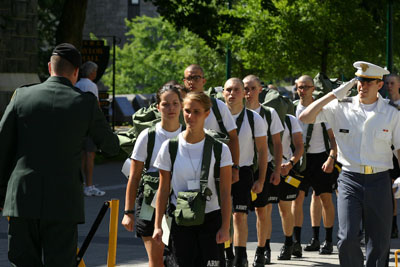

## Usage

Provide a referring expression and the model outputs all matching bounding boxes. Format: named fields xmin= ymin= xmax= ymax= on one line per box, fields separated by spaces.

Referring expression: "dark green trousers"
xmin=8 ymin=217 xmax=77 ymax=267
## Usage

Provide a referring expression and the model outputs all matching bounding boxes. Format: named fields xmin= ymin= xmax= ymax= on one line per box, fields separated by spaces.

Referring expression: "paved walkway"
xmin=1 ymin=161 xmax=400 ymax=266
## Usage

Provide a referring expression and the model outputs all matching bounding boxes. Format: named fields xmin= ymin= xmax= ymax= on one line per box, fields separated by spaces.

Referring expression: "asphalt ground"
xmin=1 ymin=161 xmax=400 ymax=266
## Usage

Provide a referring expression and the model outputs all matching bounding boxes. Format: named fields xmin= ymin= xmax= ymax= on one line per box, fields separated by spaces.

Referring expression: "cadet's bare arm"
xmin=299 ymin=93 xmax=336 ymax=124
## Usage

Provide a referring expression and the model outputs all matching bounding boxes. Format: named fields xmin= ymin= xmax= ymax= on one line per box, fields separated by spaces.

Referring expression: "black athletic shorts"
xmin=266 ymin=170 xmax=301 ymax=203
xmin=251 ymin=164 xmax=273 ymax=208
xmin=299 ymin=152 xmax=333 ymax=196
xmin=170 ymin=209 xmax=225 ymax=267
xmin=232 ymin=166 xmax=254 ymax=213
xmin=135 ymin=189 xmax=155 ymax=237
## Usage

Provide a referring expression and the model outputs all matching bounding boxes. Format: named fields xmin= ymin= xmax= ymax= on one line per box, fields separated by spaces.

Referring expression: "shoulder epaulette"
xmin=338 ymin=97 xmax=352 ymax=103
xmin=389 ymin=101 xmax=400 ymax=111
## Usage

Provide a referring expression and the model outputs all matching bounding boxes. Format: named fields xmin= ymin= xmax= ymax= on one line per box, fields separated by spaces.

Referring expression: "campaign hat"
xmin=52 ymin=43 xmax=82 ymax=68
xmin=353 ymin=61 xmax=389 ymax=81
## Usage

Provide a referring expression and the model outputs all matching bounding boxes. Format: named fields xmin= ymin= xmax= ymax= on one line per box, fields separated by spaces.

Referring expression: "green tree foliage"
xmin=150 ymin=0 xmax=400 ymax=81
xmin=145 ymin=0 xmax=246 ymax=50
xmin=102 ymin=16 xmax=226 ymax=94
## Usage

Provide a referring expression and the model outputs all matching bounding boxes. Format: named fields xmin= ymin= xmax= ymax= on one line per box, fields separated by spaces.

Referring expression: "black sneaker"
xmin=277 ymin=244 xmax=293 ymax=260
xmin=233 ymin=258 xmax=248 ymax=267
xmin=292 ymin=242 xmax=302 ymax=257
xmin=304 ymin=238 xmax=320 ymax=251
xmin=264 ymin=249 xmax=271 ymax=265
xmin=319 ymin=241 xmax=333 ymax=255
xmin=252 ymin=252 xmax=265 ymax=267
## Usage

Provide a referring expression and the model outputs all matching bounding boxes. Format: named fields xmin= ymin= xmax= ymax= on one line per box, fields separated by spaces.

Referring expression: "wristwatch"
xmin=232 ymin=164 xmax=240 ymax=170
xmin=124 ymin=209 xmax=135 ymax=215
xmin=289 ymin=160 xmax=295 ymax=167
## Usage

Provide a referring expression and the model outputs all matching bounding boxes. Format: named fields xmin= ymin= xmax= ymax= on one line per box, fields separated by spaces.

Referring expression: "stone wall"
xmin=0 ymin=0 xmax=38 ymax=73
xmin=83 ymin=0 xmax=158 ymax=46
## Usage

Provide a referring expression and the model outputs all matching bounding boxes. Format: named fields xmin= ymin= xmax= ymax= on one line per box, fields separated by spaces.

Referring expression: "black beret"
xmin=52 ymin=43 xmax=82 ymax=68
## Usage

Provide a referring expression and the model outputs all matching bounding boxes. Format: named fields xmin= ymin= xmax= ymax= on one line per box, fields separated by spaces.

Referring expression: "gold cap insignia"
xmin=360 ymin=63 xmax=369 ymax=72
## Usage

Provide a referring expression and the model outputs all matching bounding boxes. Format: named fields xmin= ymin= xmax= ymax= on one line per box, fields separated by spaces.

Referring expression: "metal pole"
xmin=107 ymin=199 xmax=119 ymax=267
xmin=386 ymin=0 xmax=393 ymax=73
xmin=225 ymin=0 xmax=232 ymax=80
xmin=112 ymin=36 xmax=116 ymax=131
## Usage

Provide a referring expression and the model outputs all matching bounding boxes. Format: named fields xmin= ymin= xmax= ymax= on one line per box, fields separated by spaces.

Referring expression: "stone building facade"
xmin=82 ymin=0 xmax=158 ymax=46
xmin=0 ymin=0 xmax=39 ymax=118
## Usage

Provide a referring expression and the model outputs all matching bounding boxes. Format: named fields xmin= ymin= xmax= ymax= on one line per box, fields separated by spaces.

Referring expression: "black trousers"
xmin=8 ymin=217 xmax=77 ymax=267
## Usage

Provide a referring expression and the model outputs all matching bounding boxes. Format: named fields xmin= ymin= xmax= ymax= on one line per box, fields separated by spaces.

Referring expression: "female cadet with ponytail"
xmin=121 ymin=84 xmax=184 ymax=267
xmin=153 ymin=92 xmax=232 ymax=266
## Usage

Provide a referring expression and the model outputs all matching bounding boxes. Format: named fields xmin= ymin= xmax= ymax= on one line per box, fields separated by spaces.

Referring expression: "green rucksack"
xmin=118 ymin=96 xmax=229 ymax=156
xmin=205 ymin=86 xmax=225 ymax=102
xmin=262 ymin=88 xmax=295 ymax=126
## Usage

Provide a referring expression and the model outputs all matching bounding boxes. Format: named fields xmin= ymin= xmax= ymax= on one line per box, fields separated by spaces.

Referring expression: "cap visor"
xmin=355 ymin=76 xmax=379 ymax=82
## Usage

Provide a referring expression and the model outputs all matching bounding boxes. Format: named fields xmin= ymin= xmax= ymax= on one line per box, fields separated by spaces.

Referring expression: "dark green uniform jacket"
xmin=0 ymin=76 xmax=119 ymax=223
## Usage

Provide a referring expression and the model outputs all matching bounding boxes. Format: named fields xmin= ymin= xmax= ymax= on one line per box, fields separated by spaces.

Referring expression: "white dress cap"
xmin=353 ymin=61 xmax=390 ymax=80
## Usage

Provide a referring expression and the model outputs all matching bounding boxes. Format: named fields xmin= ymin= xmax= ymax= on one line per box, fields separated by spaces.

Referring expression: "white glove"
xmin=393 ymin=177 xmax=400 ymax=199
xmin=332 ymin=78 xmax=357 ymax=100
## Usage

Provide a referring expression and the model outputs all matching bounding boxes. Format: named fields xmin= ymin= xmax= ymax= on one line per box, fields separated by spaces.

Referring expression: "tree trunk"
xmin=55 ymin=0 xmax=88 ymax=50
xmin=320 ymin=38 xmax=329 ymax=74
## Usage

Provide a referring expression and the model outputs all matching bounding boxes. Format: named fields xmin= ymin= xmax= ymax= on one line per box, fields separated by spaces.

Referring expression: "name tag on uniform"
xmin=339 ymin=129 xmax=349 ymax=133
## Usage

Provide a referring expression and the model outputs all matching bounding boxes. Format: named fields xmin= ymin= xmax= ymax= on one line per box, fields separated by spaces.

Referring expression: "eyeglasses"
xmin=184 ymin=75 xmax=203 ymax=82
xmin=297 ymin=85 xmax=313 ymax=90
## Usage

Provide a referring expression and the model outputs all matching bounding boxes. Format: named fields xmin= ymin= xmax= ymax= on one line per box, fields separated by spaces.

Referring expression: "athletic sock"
xmin=312 ymin=226 xmax=320 ymax=240
xmin=294 ymin=226 xmax=302 ymax=243
xmin=264 ymin=239 xmax=271 ymax=251
xmin=225 ymin=244 xmax=234 ymax=259
xmin=234 ymin=246 xmax=247 ymax=260
xmin=284 ymin=235 xmax=293 ymax=246
xmin=325 ymin=227 xmax=333 ymax=242
xmin=256 ymin=246 xmax=265 ymax=255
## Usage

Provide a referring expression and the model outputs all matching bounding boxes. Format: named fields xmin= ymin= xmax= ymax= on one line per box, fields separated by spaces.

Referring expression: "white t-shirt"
xmin=296 ymin=103 xmax=331 ymax=154
xmin=75 ymin=78 xmax=99 ymax=99
xmin=205 ymin=99 xmax=237 ymax=133
xmin=154 ymin=133 xmax=233 ymax=213
xmin=255 ymin=106 xmax=284 ymax=162
xmin=282 ymin=115 xmax=302 ymax=163
xmin=131 ymin=123 xmax=183 ymax=172
xmin=232 ymin=109 xmax=267 ymax=167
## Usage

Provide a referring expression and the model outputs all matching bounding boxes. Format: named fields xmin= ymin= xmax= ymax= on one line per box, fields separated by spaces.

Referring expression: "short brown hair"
xmin=50 ymin=55 xmax=76 ymax=76
xmin=183 ymin=91 xmax=211 ymax=111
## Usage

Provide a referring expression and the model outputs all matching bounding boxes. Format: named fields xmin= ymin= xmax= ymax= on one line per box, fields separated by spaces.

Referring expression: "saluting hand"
xmin=332 ymin=78 xmax=357 ymax=100
xmin=121 ymin=214 xmax=135 ymax=232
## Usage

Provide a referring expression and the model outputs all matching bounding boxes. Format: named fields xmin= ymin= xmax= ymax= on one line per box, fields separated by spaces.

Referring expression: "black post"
xmin=386 ymin=0 xmax=393 ymax=73
xmin=112 ymin=36 xmax=116 ymax=131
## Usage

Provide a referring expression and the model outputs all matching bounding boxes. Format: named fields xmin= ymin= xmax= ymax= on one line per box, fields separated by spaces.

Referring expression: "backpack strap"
xmin=211 ymin=97 xmax=228 ymax=136
xmin=321 ymin=122 xmax=330 ymax=153
xmin=259 ymin=105 xmax=274 ymax=161
xmin=304 ymin=124 xmax=314 ymax=153
xmin=145 ymin=126 xmax=156 ymax=171
xmin=246 ymin=109 xmax=258 ymax=171
xmin=168 ymin=137 xmax=179 ymax=175
xmin=212 ymin=140 xmax=223 ymax=205
xmin=285 ymin=115 xmax=296 ymax=154
xmin=235 ymin=108 xmax=247 ymax=135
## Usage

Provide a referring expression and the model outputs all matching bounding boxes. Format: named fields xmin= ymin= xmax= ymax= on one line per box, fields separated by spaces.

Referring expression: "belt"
xmin=342 ymin=165 xmax=388 ymax=175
